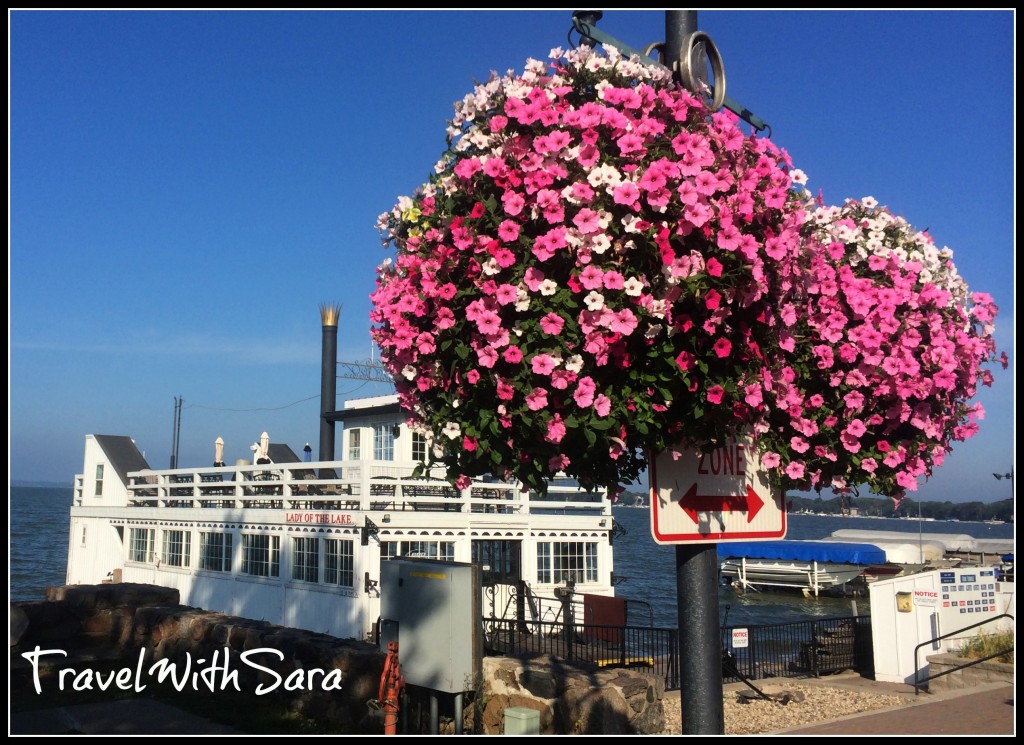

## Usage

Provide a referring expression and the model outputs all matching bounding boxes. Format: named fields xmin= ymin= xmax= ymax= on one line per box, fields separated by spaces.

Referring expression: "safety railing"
xmin=117 ymin=461 xmax=611 ymax=516
xmin=721 ymin=615 xmax=873 ymax=681
xmin=483 ymin=613 xmax=873 ymax=691
xmin=483 ymin=617 xmax=680 ymax=691
xmin=913 ymin=613 xmax=1014 ymax=695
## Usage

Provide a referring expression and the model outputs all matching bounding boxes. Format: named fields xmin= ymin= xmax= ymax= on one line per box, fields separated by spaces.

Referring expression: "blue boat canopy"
xmin=718 ymin=540 xmax=887 ymax=565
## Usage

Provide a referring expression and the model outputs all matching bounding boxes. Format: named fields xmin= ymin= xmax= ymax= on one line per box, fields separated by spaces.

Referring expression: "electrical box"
xmin=380 ymin=558 xmax=482 ymax=693
xmin=869 ymin=567 xmax=1012 ymax=684
xmin=504 ymin=706 xmax=541 ymax=735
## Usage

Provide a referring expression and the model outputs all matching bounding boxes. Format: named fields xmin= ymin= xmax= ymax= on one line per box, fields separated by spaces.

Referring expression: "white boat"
xmin=718 ymin=540 xmax=892 ymax=597
xmin=65 ymin=311 xmax=617 ymax=640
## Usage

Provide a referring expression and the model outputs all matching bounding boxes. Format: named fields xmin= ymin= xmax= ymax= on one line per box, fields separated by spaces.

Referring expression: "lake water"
xmin=609 ymin=506 xmax=1014 ymax=628
xmin=10 ymin=486 xmax=1014 ymax=629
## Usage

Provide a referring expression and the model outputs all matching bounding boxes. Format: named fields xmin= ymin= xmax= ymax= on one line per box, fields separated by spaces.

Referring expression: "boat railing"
xmin=122 ymin=461 xmax=610 ymax=516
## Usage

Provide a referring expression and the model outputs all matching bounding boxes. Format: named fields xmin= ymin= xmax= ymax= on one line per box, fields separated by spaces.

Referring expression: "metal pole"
xmin=174 ymin=396 xmax=183 ymax=468
xmin=318 ymin=304 xmax=341 ymax=477
xmin=669 ymin=10 xmax=724 ymax=734
xmin=169 ymin=396 xmax=182 ymax=469
xmin=665 ymin=10 xmax=698 ymax=80
xmin=169 ymin=397 xmax=177 ymax=469
xmin=676 ymin=544 xmax=724 ymax=734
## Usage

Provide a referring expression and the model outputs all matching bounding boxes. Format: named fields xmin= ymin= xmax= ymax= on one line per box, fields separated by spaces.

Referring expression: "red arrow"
xmin=679 ymin=483 xmax=764 ymax=524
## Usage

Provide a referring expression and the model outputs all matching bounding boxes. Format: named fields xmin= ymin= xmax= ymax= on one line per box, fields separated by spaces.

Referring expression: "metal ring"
xmin=642 ymin=41 xmax=666 ymax=65
xmin=677 ymin=31 xmax=726 ymax=113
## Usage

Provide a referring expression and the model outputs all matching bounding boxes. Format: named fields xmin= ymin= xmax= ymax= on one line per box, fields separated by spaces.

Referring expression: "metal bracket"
xmin=362 ymin=516 xmax=380 ymax=546
xmin=364 ymin=571 xmax=379 ymax=594
xmin=569 ymin=11 xmax=769 ymax=132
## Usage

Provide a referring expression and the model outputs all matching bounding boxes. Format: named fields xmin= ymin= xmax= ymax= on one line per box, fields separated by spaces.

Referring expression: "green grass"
xmin=957 ymin=629 xmax=1014 ymax=664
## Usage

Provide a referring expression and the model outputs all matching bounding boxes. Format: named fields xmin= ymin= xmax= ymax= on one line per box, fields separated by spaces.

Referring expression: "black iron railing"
xmin=484 ymin=614 xmax=872 ymax=691
xmin=722 ymin=616 xmax=873 ymax=681
xmin=484 ymin=617 xmax=681 ymax=691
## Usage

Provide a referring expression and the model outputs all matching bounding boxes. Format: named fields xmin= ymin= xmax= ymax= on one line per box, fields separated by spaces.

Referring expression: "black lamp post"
xmin=993 ymin=470 xmax=1014 ymax=495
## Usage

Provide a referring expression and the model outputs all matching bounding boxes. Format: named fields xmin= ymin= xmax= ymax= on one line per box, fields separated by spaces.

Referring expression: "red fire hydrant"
xmin=378 ymin=640 xmax=405 ymax=735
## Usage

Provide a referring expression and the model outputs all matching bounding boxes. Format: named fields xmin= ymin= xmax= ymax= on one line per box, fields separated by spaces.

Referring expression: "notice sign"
xmin=913 ymin=589 xmax=940 ymax=607
xmin=732 ymin=628 xmax=749 ymax=649
xmin=650 ymin=438 xmax=786 ymax=544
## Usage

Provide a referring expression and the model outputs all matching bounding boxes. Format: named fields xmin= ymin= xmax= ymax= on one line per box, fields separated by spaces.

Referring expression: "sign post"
xmin=650 ymin=439 xmax=786 ymax=544
xmin=650 ymin=435 xmax=786 ymax=735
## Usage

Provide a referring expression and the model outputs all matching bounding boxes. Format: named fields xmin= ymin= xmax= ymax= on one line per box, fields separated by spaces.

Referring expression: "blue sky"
xmin=9 ymin=10 xmax=1014 ymax=503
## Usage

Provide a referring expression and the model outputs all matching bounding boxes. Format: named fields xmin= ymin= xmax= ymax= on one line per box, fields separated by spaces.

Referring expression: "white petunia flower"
xmin=584 ymin=291 xmax=605 ymax=311
xmin=623 ymin=277 xmax=645 ymax=296
xmin=538 ymin=279 xmax=558 ymax=296
xmin=442 ymin=422 xmax=461 ymax=440
xmin=590 ymin=234 xmax=611 ymax=254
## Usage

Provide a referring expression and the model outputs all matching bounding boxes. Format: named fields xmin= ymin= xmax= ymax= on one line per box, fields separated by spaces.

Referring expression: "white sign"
xmin=650 ymin=437 xmax=786 ymax=544
xmin=732 ymin=628 xmax=749 ymax=649
xmin=913 ymin=589 xmax=940 ymax=607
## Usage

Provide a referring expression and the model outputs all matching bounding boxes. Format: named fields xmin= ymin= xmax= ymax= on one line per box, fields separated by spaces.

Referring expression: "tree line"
xmin=618 ymin=492 xmax=1014 ymax=523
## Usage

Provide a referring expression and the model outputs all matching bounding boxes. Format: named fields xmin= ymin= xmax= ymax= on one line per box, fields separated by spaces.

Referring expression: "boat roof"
xmin=267 ymin=443 xmax=300 ymax=463
xmin=830 ymin=529 xmax=1012 ymax=554
xmin=718 ymin=540 xmax=887 ymax=565
xmin=93 ymin=435 xmax=151 ymax=483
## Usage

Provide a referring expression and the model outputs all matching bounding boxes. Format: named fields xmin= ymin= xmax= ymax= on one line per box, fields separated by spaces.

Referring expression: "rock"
xmin=10 ymin=603 xmax=29 ymax=646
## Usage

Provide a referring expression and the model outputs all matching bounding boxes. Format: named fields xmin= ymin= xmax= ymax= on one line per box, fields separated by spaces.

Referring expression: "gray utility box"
xmin=380 ymin=558 xmax=482 ymax=693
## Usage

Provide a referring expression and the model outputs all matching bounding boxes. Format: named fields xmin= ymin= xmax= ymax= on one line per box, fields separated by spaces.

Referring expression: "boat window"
xmin=472 ymin=540 xmax=522 ymax=585
xmin=199 ymin=532 xmax=233 ymax=572
xmin=380 ymin=540 xmax=454 ymax=562
xmin=348 ymin=429 xmax=361 ymax=461
xmin=537 ymin=541 xmax=599 ymax=584
xmin=292 ymin=537 xmax=320 ymax=583
xmin=162 ymin=530 xmax=192 ymax=568
xmin=325 ymin=538 xmax=355 ymax=587
xmin=374 ymin=424 xmax=395 ymax=461
xmin=412 ymin=432 xmax=428 ymax=463
xmin=128 ymin=528 xmax=155 ymax=563
xmin=241 ymin=534 xmax=281 ymax=578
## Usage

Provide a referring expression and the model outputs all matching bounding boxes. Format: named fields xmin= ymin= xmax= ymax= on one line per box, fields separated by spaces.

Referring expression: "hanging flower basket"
xmin=371 ymin=45 xmax=807 ymax=493
xmin=758 ymin=196 xmax=1005 ymax=499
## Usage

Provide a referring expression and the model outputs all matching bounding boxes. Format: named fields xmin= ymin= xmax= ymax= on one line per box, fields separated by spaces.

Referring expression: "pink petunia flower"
xmin=545 ymin=414 xmax=567 ymax=444
xmin=531 ymin=353 xmax=558 ymax=376
xmin=525 ymin=387 xmax=549 ymax=411
xmin=540 ymin=313 xmax=565 ymax=335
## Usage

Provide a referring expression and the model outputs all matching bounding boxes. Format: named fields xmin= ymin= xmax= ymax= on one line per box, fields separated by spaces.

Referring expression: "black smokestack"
xmin=318 ymin=304 xmax=341 ymax=469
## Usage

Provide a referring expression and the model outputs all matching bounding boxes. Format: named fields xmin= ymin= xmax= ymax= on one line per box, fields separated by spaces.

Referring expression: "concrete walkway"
xmin=778 ymin=681 xmax=1014 ymax=735
xmin=10 ymin=675 xmax=1014 ymax=736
